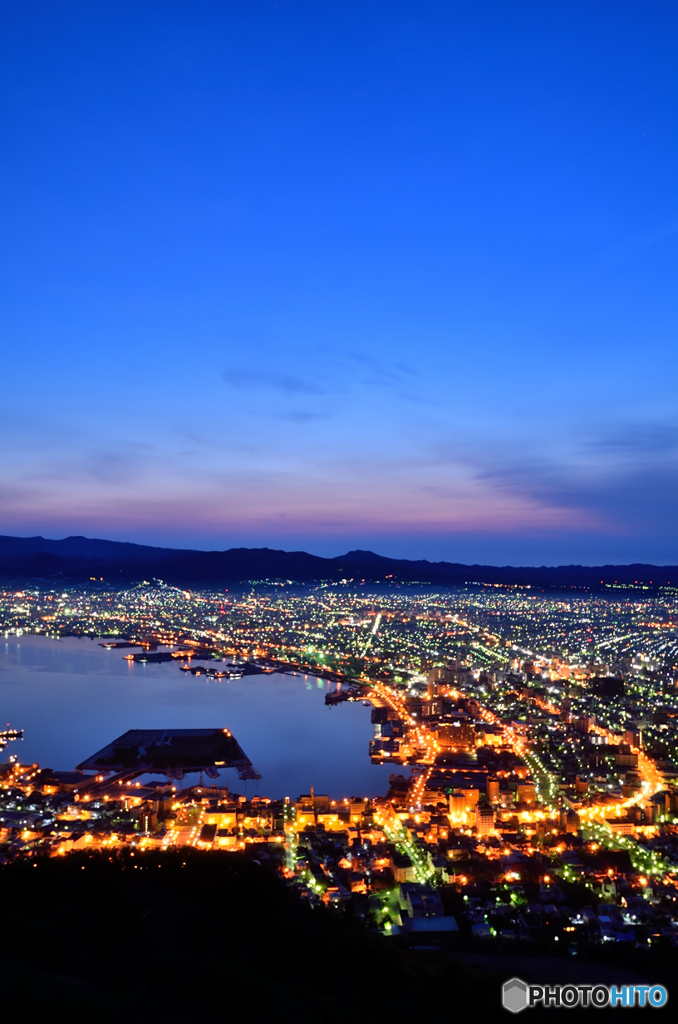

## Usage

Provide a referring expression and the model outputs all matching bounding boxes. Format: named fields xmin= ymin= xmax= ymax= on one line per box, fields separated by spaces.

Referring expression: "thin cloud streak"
xmin=222 ymin=370 xmax=326 ymax=395
xmin=605 ymin=221 xmax=678 ymax=263
xmin=0 ymin=455 xmax=600 ymax=541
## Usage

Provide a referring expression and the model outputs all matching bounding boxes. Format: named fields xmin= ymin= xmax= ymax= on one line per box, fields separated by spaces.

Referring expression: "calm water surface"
xmin=0 ymin=635 xmax=393 ymax=798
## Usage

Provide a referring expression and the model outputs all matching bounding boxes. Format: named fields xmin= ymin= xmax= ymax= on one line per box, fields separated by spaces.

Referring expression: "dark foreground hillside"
xmin=0 ymin=850 xmax=480 ymax=1024
xmin=0 ymin=850 xmax=671 ymax=1023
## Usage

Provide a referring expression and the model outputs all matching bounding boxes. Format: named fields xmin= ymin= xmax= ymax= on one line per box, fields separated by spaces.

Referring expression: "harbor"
xmin=0 ymin=634 xmax=393 ymax=798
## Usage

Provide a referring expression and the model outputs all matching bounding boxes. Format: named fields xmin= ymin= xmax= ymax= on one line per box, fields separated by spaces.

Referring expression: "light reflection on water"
xmin=0 ymin=634 xmax=394 ymax=798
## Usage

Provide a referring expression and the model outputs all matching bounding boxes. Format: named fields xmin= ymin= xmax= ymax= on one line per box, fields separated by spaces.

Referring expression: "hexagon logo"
xmin=502 ymin=977 xmax=529 ymax=1013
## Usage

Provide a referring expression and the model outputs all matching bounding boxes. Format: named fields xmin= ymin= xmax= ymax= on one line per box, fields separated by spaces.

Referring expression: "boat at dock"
xmin=325 ymin=686 xmax=365 ymax=705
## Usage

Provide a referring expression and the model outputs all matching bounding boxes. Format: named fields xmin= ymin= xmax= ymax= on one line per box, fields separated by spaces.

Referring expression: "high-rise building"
xmin=486 ymin=776 xmax=500 ymax=803
xmin=475 ymin=803 xmax=495 ymax=836
xmin=449 ymin=791 xmax=466 ymax=816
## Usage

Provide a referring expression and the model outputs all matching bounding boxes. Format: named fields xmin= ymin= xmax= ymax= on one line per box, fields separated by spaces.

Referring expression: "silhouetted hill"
xmin=0 ymin=849 xmax=663 ymax=1023
xmin=341 ymin=549 xmax=392 ymax=562
xmin=0 ymin=534 xmax=185 ymax=562
xmin=0 ymin=534 xmax=676 ymax=589
xmin=0 ymin=849 xmax=484 ymax=1024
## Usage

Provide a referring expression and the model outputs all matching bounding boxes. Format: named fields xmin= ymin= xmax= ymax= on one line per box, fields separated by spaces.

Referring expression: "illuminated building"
xmin=475 ymin=803 xmax=495 ymax=836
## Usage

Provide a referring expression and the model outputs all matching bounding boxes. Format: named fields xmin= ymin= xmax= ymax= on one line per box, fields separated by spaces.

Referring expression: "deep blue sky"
xmin=2 ymin=1 xmax=677 ymax=563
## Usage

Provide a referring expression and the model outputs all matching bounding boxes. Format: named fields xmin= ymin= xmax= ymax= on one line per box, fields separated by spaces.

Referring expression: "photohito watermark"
xmin=502 ymin=977 xmax=668 ymax=1012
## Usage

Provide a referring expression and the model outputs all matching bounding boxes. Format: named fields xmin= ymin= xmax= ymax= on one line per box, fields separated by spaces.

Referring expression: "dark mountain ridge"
xmin=0 ymin=534 xmax=675 ymax=589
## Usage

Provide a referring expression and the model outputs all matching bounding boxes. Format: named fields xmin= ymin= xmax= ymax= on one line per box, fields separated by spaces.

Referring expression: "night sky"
xmin=2 ymin=1 xmax=677 ymax=564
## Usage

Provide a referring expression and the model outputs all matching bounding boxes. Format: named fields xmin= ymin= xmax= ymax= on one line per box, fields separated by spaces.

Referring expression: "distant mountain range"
xmin=0 ymin=534 xmax=676 ymax=590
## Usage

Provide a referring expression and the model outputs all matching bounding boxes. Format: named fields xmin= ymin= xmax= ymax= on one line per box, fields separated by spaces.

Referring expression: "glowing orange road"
xmin=371 ymin=678 xmax=664 ymax=827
